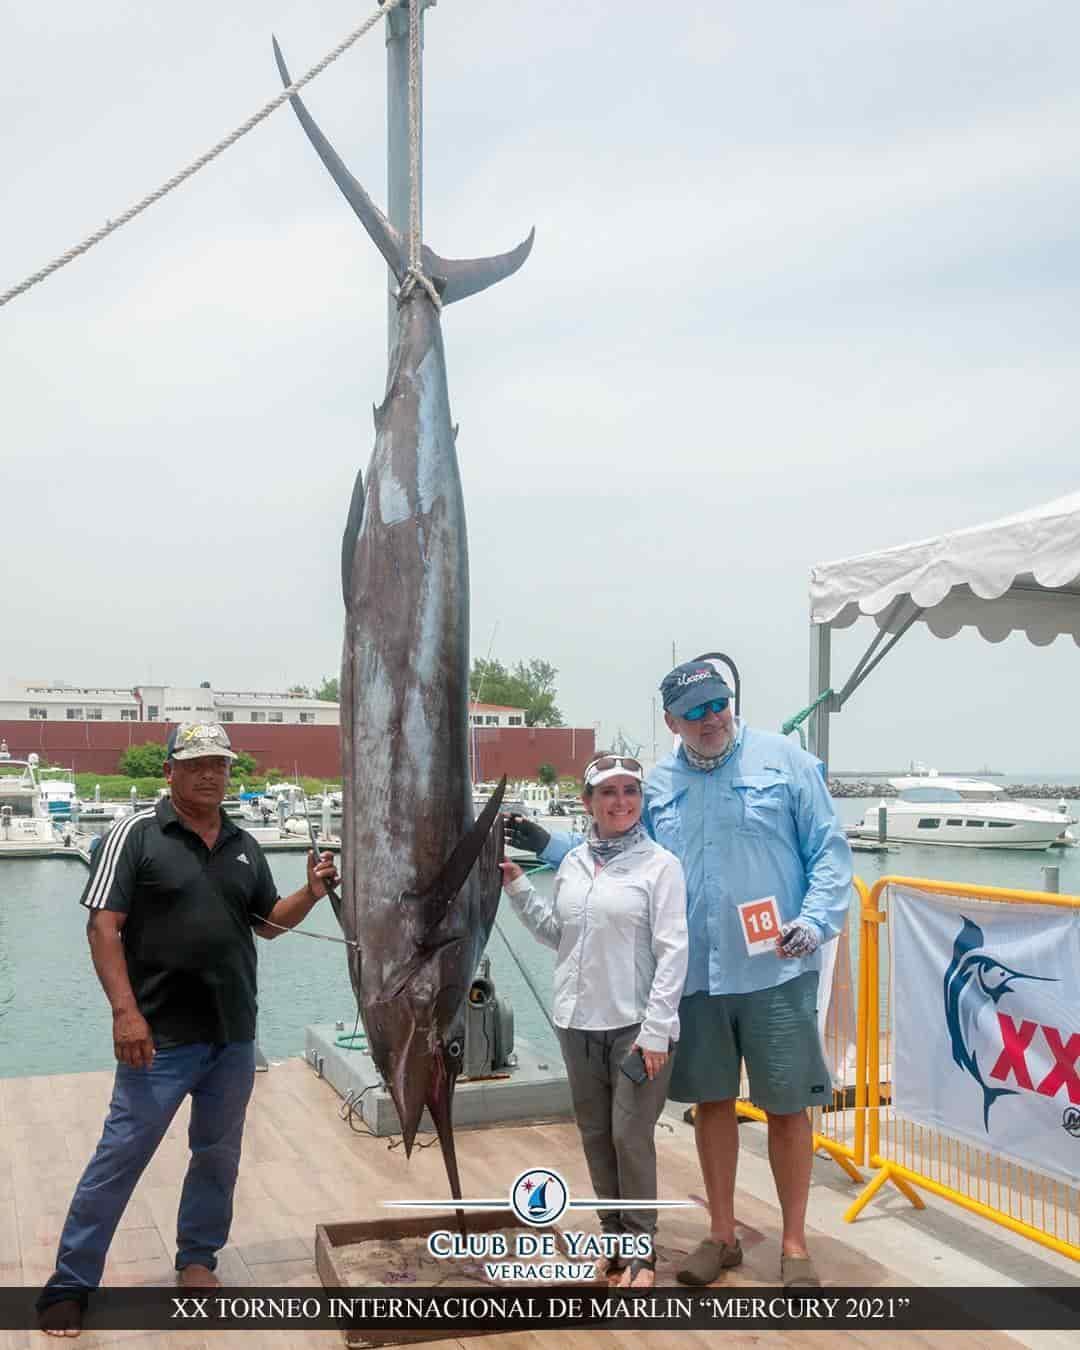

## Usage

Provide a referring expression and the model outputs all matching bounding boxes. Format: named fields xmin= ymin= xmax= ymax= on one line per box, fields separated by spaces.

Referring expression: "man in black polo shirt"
xmin=38 ymin=722 xmax=339 ymax=1336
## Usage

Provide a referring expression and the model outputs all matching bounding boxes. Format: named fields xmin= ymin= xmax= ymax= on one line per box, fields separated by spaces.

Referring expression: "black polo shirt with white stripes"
xmin=80 ymin=799 xmax=278 ymax=1047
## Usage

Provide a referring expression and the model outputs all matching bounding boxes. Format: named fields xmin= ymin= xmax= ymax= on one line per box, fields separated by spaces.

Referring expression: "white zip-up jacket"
xmin=504 ymin=837 xmax=689 ymax=1053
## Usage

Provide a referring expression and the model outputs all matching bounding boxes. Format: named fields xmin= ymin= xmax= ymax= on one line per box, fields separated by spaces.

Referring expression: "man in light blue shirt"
xmin=517 ymin=659 xmax=852 ymax=1288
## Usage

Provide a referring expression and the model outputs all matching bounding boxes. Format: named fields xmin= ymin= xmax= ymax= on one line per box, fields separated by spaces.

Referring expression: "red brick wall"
xmin=469 ymin=726 xmax=596 ymax=784
xmin=0 ymin=720 xmax=340 ymax=778
xmin=0 ymin=721 xmax=596 ymax=783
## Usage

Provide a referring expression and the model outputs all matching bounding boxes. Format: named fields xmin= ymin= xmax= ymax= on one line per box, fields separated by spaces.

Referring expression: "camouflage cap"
xmin=166 ymin=722 xmax=238 ymax=762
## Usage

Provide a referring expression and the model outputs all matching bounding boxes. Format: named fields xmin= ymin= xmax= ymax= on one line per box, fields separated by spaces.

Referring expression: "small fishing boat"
xmin=37 ymin=768 xmax=80 ymax=820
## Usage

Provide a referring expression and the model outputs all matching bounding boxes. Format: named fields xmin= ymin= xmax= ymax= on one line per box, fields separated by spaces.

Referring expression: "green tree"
xmin=537 ymin=762 xmax=557 ymax=787
xmin=288 ymin=683 xmax=311 ymax=697
xmin=119 ymin=744 xmax=256 ymax=779
xmin=119 ymin=743 xmax=168 ymax=777
xmin=316 ymin=675 xmax=339 ymax=702
xmin=469 ymin=658 xmax=564 ymax=727
xmin=231 ymin=750 xmax=258 ymax=777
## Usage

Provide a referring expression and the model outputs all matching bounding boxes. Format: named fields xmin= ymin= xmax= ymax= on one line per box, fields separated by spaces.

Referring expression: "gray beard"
xmin=682 ymin=724 xmax=739 ymax=772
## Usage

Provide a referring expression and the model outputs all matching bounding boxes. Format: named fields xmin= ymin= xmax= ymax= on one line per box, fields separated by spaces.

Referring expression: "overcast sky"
xmin=3 ymin=1 xmax=1080 ymax=773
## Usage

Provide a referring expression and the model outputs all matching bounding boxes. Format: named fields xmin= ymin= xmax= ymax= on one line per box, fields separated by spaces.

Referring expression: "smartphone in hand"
xmin=619 ymin=1048 xmax=649 ymax=1084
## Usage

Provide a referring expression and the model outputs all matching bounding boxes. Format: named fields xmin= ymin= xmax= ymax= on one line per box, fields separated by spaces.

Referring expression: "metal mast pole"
xmin=807 ymin=620 xmax=832 ymax=770
xmin=385 ymin=0 xmax=436 ymax=354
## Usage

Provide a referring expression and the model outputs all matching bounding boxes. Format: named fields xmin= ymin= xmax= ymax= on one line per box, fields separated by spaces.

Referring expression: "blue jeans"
xmin=39 ymin=1041 xmax=255 ymax=1307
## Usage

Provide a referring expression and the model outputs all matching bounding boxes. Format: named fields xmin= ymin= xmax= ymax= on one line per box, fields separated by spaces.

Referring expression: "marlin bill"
xmin=274 ymin=38 xmax=533 ymax=1200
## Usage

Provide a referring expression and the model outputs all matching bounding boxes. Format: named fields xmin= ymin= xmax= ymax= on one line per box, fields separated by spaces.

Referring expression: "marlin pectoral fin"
xmin=273 ymin=37 xmax=407 ymax=282
xmin=423 ymin=231 xmax=535 ymax=305
xmin=404 ymin=778 xmax=508 ymax=937
xmin=341 ymin=467 xmax=364 ymax=606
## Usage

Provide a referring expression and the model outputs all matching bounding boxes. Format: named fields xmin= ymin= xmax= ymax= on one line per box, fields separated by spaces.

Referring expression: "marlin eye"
xmin=446 ymin=1038 xmax=463 ymax=1062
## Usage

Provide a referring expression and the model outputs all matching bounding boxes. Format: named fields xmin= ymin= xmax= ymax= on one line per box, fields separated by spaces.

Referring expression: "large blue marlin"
xmin=943 ymin=916 xmax=1056 ymax=1129
xmin=274 ymin=39 xmax=533 ymax=1200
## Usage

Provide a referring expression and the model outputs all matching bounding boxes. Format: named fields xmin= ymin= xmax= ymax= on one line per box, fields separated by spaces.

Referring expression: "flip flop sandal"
xmin=620 ymin=1253 xmax=657 ymax=1288
xmin=596 ymin=1253 xmax=626 ymax=1281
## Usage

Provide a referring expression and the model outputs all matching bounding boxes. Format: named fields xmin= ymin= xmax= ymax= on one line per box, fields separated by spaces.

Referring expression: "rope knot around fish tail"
xmin=397 ymin=267 xmax=442 ymax=309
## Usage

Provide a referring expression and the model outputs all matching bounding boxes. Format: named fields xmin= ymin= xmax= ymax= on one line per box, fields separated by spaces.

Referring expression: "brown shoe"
xmin=676 ymin=1237 xmax=743 ymax=1286
xmin=781 ymin=1253 xmax=820 ymax=1287
xmin=177 ymin=1264 xmax=221 ymax=1289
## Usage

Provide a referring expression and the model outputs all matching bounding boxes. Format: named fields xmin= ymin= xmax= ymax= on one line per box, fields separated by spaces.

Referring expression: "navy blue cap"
xmin=660 ymin=661 xmax=734 ymax=718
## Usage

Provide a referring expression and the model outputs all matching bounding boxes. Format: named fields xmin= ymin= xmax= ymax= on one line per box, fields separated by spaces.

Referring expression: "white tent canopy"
xmin=803 ymin=492 xmax=1080 ymax=766
xmin=811 ymin=492 xmax=1080 ymax=646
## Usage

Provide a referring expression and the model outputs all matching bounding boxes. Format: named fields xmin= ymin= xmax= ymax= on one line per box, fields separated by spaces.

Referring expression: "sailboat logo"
xmin=509 ymin=1168 xmax=569 ymax=1226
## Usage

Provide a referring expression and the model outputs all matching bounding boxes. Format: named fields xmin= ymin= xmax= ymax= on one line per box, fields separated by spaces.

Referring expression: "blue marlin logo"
xmin=943 ymin=917 xmax=1056 ymax=1129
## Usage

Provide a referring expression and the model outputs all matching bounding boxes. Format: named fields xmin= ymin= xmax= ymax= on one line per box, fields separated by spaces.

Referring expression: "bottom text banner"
xmin=12 ymin=1287 xmax=1080 ymax=1332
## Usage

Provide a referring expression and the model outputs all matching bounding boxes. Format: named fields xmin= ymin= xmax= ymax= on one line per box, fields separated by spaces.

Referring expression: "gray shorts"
xmin=668 ymin=972 xmax=831 ymax=1115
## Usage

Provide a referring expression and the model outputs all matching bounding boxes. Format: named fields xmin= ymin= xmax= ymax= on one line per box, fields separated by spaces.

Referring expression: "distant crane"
xmin=611 ymin=728 xmax=643 ymax=759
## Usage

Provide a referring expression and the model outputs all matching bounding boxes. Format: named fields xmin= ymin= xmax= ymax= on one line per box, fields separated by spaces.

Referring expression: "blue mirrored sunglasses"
xmin=682 ymin=697 xmax=730 ymax=722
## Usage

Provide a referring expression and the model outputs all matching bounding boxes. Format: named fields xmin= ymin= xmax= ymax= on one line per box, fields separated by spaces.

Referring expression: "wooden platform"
xmin=0 ymin=1058 xmax=1024 ymax=1348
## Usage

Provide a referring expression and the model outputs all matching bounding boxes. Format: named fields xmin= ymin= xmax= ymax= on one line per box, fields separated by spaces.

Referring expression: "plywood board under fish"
xmin=315 ymin=1210 xmax=574 ymax=1348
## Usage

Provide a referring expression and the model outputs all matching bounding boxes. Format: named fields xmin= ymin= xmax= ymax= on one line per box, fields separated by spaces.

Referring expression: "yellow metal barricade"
xmin=845 ymin=875 xmax=1080 ymax=1262
xmin=734 ymin=878 xmax=869 ymax=1181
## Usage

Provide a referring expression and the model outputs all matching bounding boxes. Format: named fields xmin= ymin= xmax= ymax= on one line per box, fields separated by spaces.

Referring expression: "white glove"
xmin=777 ymin=917 xmax=821 ymax=958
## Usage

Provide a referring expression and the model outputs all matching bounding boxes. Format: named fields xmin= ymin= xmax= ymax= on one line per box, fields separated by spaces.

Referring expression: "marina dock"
xmin=2 ymin=1057 xmax=1075 ymax=1347
xmin=0 ymin=828 xmax=342 ymax=866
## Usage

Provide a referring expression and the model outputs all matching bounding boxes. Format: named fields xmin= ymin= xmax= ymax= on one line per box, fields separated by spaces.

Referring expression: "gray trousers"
xmin=555 ymin=1024 xmax=674 ymax=1239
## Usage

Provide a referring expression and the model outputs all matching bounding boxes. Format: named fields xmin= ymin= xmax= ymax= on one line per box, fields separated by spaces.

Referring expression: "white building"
xmin=0 ymin=682 xmax=141 ymax=723
xmin=211 ymin=689 xmax=338 ymax=727
xmin=469 ymin=702 xmax=528 ymax=728
xmin=0 ymin=680 xmax=339 ymax=726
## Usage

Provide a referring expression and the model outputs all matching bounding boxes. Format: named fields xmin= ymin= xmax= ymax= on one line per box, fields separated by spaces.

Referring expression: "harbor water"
xmin=2 ymin=794 xmax=1078 ymax=1080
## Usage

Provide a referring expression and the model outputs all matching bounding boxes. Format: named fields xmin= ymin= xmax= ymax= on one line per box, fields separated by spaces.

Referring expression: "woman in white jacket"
xmin=500 ymin=753 xmax=688 ymax=1289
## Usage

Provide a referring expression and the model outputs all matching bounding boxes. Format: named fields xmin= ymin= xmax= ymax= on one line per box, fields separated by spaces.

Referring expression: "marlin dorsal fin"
xmin=273 ymin=39 xmax=533 ymax=305
xmin=407 ymin=778 xmax=507 ymax=937
xmin=341 ymin=467 xmax=365 ymax=606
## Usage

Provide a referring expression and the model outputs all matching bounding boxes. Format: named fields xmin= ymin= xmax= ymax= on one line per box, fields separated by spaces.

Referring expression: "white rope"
xmin=395 ymin=0 xmax=442 ymax=311
xmin=407 ymin=0 xmax=423 ymax=273
xmin=0 ymin=0 xmax=404 ymax=310
xmin=260 ymin=913 xmax=360 ymax=949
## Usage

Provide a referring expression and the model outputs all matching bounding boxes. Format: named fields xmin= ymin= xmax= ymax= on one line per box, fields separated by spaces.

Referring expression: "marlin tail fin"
xmin=982 ymin=1084 xmax=1016 ymax=1130
xmin=273 ymin=38 xmax=532 ymax=302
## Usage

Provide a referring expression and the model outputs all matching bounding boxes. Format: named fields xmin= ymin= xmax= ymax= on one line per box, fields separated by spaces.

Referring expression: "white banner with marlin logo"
xmin=891 ymin=886 xmax=1080 ymax=1185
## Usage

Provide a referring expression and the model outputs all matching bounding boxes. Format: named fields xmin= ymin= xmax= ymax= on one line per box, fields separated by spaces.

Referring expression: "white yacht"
xmin=0 ymin=755 xmax=82 ymax=857
xmin=858 ymin=775 xmax=1073 ymax=851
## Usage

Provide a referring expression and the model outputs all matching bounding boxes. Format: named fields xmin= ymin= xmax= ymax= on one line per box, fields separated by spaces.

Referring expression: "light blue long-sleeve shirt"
xmin=540 ymin=724 xmax=853 ymax=996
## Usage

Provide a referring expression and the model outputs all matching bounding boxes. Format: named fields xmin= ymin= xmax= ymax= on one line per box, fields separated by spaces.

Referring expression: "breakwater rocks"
xmin=828 ymin=781 xmax=1080 ymax=800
